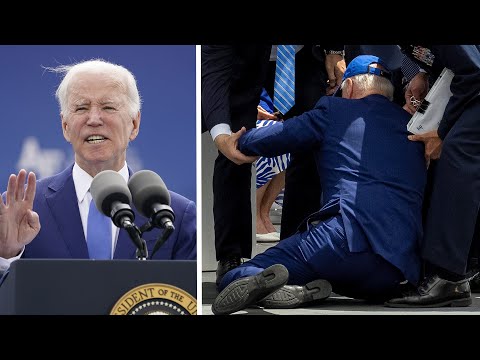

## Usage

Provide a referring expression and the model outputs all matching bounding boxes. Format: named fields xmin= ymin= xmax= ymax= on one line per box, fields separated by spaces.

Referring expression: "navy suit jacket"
xmin=239 ymin=94 xmax=427 ymax=284
xmin=17 ymin=165 xmax=196 ymax=260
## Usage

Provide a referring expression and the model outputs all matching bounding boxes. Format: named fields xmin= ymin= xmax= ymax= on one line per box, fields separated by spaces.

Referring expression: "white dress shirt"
xmin=73 ymin=163 xmax=129 ymax=259
xmin=0 ymin=163 xmax=129 ymax=272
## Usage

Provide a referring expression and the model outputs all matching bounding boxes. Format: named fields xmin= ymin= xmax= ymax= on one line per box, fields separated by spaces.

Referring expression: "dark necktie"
xmin=274 ymin=45 xmax=296 ymax=115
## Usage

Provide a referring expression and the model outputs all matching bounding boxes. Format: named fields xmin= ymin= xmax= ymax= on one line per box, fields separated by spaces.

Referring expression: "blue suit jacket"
xmin=239 ymin=94 xmax=427 ymax=284
xmin=19 ymin=165 xmax=196 ymax=260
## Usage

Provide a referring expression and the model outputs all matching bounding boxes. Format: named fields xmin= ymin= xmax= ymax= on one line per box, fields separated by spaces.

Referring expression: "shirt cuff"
xmin=210 ymin=123 xmax=232 ymax=142
xmin=0 ymin=247 xmax=24 ymax=272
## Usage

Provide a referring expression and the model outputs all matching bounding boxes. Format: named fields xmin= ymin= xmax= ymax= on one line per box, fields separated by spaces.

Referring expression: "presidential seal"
xmin=110 ymin=283 xmax=197 ymax=315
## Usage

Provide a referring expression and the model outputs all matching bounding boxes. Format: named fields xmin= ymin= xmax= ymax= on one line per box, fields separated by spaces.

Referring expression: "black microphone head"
xmin=128 ymin=170 xmax=171 ymax=218
xmin=90 ymin=170 xmax=132 ymax=216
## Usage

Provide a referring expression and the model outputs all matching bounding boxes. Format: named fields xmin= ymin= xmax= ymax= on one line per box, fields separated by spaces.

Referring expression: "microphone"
xmin=91 ymin=170 xmax=147 ymax=259
xmin=90 ymin=170 xmax=135 ymax=228
xmin=128 ymin=170 xmax=175 ymax=230
xmin=128 ymin=170 xmax=175 ymax=258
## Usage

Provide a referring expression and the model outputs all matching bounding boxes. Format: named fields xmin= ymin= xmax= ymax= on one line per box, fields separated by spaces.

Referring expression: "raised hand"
xmin=0 ymin=169 xmax=40 ymax=258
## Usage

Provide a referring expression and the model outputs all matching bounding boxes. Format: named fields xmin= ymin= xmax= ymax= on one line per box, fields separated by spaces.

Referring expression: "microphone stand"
xmin=139 ymin=219 xmax=175 ymax=259
xmin=111 ymin=203 xmax=148 ymax=260
xmin=124 ymin=222 xmax=148 ymax=260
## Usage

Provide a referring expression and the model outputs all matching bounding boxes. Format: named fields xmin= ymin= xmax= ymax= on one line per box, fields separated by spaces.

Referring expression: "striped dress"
xmin=255 ymin=89 xmax=291 ymax=205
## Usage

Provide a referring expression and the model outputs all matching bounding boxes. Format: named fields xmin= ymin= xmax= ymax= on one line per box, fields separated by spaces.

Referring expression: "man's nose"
xmin=86 ymin=107 xmax=103 ymax=125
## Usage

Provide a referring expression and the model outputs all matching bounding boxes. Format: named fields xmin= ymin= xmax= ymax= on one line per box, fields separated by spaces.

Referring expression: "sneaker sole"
xmin=211 ymin=264 xmax=289 ymax=315
xmin=259 ymin=279 xmax=332 ymax=309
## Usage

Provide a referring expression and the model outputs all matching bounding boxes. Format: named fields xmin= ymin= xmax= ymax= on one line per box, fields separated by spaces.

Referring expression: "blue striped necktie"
xmin=87 ymin=196 xmax=112 ymax=259
xmin=274 ymin=45 xmax=296 ymax=115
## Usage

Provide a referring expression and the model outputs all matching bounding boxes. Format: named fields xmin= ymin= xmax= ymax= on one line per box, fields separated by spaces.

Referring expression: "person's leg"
xmin=218 ymin=231 xmax=316 ymax=291
xmin=290 ymin=215 xmax=404 ymax=301
xmin=422 ymin=98 xmax=480 ymax=276
xmin=385 ymin=99 xmax=480 ymax=308
xmin=214 ymin=157 xmax=253 ymax=260
xmin=216 ymin=214 xmax=406 ymax=312
xmin=259 ymin=171 xmax=285 ymax=234
xmin=468 ymin=213 xmax=480 ymax=292
xmin=213 ymin=156 xmax=252 ymax=287
xmin=255 ymin=179 xmax=270 ymax=235
xmin=280 ymin=151 xmax=322 ymax=239
xmin=211 ymin=263 xmax=289 ymax=315
xmin=255 ymin=119 xmax=289 ymax=237
xmin=213 ymin=226 xmax=326 ymax=315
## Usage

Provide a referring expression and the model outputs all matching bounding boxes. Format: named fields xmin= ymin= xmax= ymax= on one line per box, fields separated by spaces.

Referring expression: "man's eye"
xmin=75 ymin=107 xmax=87 ymax=112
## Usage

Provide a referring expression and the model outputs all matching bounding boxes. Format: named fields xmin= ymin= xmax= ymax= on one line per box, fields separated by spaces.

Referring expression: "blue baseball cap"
xmin=333 ymin=55 xmax=392 ymax=96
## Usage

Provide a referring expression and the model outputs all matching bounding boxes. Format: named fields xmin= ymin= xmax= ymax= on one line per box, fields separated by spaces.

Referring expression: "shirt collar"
xmin=72 ymin=163 xmax=130 ymax=204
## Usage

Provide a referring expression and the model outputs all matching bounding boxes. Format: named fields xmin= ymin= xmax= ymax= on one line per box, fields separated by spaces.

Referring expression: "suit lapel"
xmin=45 ymin=166 xmax=89 ymax=258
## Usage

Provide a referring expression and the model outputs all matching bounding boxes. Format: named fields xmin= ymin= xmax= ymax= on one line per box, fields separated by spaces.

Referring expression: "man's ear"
xmin=342 ymin=78 xmax=354 ymax=99
xmin=61 ymin=114 xmax=70 ymax=142
xmin=129 ymin=111 xmax=141 ymax=141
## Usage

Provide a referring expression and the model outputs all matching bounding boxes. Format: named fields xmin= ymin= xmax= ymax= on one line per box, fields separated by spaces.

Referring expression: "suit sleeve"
xmin=171 ymin=199 xmax=196 ymax=260
xmin=201 ymin=45 xmax=234 ymax=132
xmin=434 ymin=45 xmax=480 ymax=139
xmin=238 ymin=97 xmax=332 ymax=157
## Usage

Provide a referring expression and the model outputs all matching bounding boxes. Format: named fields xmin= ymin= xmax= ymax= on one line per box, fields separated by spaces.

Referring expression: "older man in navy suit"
xmin=212 ymin=55 xmax=427 ymax=315
xmin=0 ymin=59 xmax=196 ymax=272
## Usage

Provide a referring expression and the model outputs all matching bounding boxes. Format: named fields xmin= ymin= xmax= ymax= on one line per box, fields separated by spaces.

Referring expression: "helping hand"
xmin=214 ymin=127 xmax=259 ymax=165
xmin=0 ymin=169 xmax=40 ymax=258
xmin=403 ymin=72 xmax=429 ymax=115
xmin=325 ymin=54 xmax=346 ymax=96
xmin=408 ymin=130 xmax=442 ymax=168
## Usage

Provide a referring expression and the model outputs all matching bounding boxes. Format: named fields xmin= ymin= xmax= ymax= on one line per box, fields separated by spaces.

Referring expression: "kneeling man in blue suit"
xmin=212 ymin=55 xmax=426 ymax=315
xmin=0 ymin=59 xmax=196 ymax=273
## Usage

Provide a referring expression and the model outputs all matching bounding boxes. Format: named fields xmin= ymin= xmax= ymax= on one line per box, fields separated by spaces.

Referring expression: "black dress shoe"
xmin=212 ymin=264 xmax=289 ymax=315
xmin=470 ymin=274 xmax=480 ymax=293
xmin=384 ymin=274 xmax=472 ymax=308
xmin=216 ymin=256 xmax=242 ymax=289
xmin=257 ymin=279 xmax=332 ymax=309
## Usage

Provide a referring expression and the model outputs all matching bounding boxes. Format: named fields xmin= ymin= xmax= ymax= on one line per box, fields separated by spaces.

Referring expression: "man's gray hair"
xmin=47 ymin=59 xmax=142 ymax=118
xmin=341 ymin=73 xmax=394 ymax=101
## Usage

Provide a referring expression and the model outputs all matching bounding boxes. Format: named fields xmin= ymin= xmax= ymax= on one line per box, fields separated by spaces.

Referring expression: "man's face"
xmin=61 ymin=72 xmax=140 ymax=177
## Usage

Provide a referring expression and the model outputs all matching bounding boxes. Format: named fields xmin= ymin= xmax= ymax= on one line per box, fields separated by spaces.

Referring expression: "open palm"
xmin=0 ymin=170 xmax=40 ymax=258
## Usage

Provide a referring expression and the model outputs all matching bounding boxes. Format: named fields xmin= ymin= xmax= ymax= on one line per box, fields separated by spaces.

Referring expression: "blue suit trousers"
xmin=220 ymin=215 xmax=405 ymax=300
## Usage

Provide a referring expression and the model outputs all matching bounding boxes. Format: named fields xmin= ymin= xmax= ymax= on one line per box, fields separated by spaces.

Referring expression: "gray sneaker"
xmin=258 ymin=279 xmax=332 ymax=309
xmin=212 ymin=264 xmax=289 ymax=315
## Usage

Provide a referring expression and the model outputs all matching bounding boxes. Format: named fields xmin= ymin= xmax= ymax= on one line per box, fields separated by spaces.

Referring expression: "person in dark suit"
xmin=385 ymin=45 xmax=480 ymax=307
xmin=211 ymin=55 xmax=427 ymax=315
xmin=263 ymin=45 xmax=346 ymax=240
xmin=201 ymin=45 xmax=271 ymax=287
xmin=0 ymin=59 xmax=196 ymax=271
